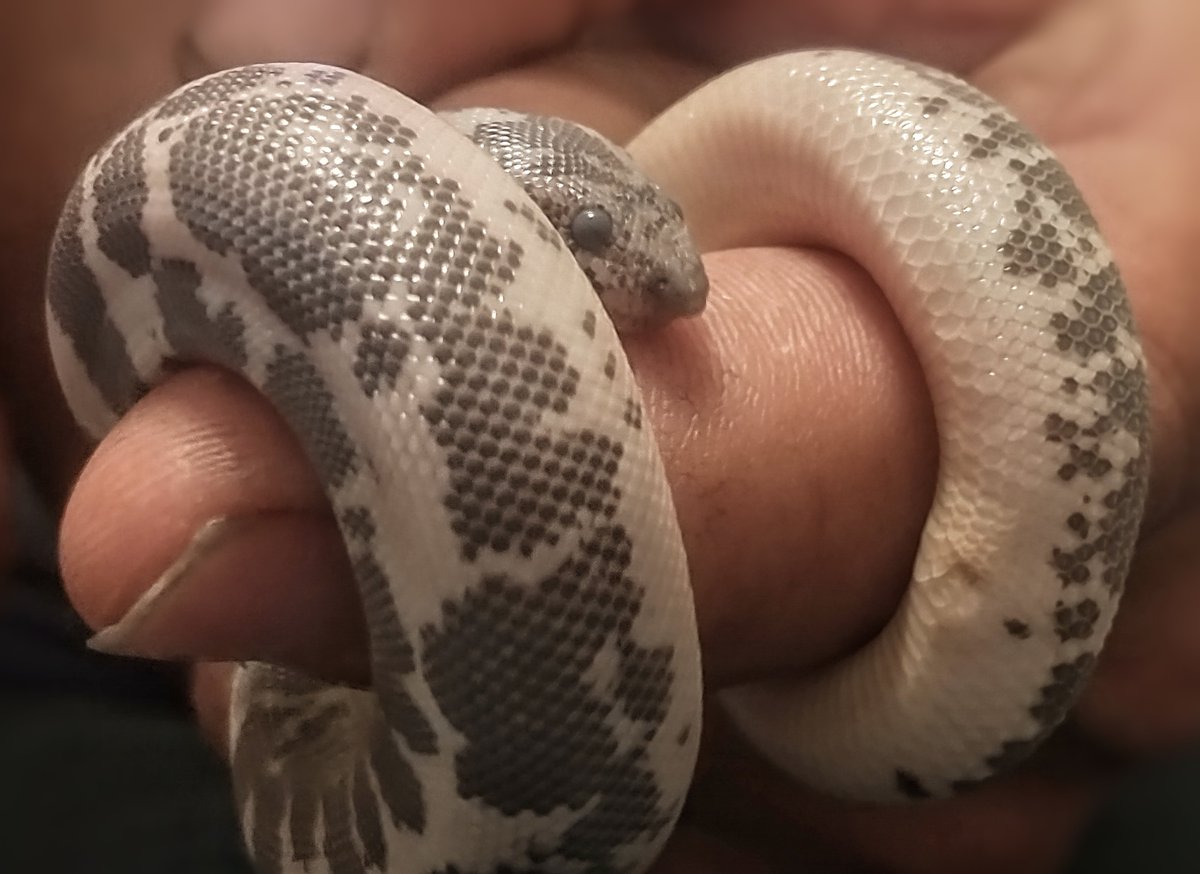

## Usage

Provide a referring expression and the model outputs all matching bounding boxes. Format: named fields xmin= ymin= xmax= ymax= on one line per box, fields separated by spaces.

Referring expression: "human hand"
xmin=49 ymin=0 xmax=1200 ymax=871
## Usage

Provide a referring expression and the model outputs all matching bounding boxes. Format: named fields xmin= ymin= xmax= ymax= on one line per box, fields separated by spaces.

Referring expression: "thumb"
xmin=57 ymin=247 xmax=936 ymax=689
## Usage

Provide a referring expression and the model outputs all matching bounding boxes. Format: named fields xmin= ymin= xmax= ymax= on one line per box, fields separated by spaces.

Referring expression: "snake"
xmin=46 ymin=50 xmax=1148 ymax=873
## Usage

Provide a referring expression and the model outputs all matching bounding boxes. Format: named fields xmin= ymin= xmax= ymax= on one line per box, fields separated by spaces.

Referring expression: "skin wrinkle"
xmin=61 ymin=369 xmax=334 ymax=629
xmin=98 ymin=510 xmax=368 ymax=681
xmin=644 ymin=0 xmax=1050 ymax=73
xmin=608 ymin=246 xmax=935 ymax=686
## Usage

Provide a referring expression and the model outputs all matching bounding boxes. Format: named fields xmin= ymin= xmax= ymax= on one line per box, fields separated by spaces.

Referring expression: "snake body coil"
xmin=47 ymin=51 xmax=1148 ymax=873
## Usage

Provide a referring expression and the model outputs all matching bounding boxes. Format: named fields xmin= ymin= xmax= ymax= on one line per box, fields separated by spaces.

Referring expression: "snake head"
xmin=442 ymin=108 xmax=709 ymax=333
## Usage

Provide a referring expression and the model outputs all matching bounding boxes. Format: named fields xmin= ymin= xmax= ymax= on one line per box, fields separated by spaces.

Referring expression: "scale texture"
xmin=630 ymin=50 xmax=1149 ymax=801
xmin=47 ymin=64 xmax=702 ymax=873
xmin=46 ymin=49 xmax=1148 ymax=873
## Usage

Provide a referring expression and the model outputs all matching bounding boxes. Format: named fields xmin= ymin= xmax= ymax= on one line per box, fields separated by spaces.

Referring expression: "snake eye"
xmin=569 ymin=206 xmax=615 ymax=254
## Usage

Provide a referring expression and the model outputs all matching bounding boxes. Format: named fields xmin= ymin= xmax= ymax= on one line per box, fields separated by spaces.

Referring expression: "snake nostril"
xmin=650 ymin=262 xmax=709 ymax=319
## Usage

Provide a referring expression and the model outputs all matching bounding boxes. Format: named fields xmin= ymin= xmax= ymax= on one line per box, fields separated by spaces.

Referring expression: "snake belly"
xmin=46 ymin=64 xmax=702 ymax=873
xmin=629 ymin=50 xmax=1149 ymax=801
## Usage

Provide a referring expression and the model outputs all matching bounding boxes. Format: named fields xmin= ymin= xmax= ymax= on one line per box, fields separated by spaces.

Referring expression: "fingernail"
xmin=88 ymin=515 xmax=241 ymax=657
xmin=86 ymin=510 xmax=367 ymax=682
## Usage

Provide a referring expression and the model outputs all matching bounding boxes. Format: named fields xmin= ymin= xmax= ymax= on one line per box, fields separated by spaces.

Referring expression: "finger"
xmin=1078 ymin=507 xmax=1200 ymax=753
xmin=59 ymin=367 xmax=368 ymax=683
xmin=363 ymin=0 xmax=639 ymax=99
xmin=182 ymin=0 xmax=640 ymax=100
xmin=680 ymin=713 xmax=1109 ymax=874
xmin=184 ymin=0 xmax=376 ymax=72
xmin=629 ymin=247 xmax=936 ymax=683
xmin=432 ymin=44 xmax=712 ymax=145
xmin=59 ymin=246 xmax=936 ymax=687
xmin=641 ymin=0 xmax=1051 ymax=73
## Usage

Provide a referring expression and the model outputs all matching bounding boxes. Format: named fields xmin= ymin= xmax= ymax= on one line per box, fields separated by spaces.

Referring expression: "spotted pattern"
xmin=46 ymin=183 xmax=141 ymax=409
xmin=414 ymin=303 xmax=618 ymax=563
xmin=48 ymin=48 xmax=1150 ymax=871
xmin=958 ymin=76 xmax=1149 ymax=772
xmin=949 ymin=652 xmax=1101 ymax=794
xmin=165 ymin=87 xmax=418 ymax=340
xmin=1003 ymin=618 xmax=1032 ymax=640
xmin=628 ymin=50 xmax=1148 ymax=803
xmin=422 ymin=524 xmax=676 ymax=866
xmin=231 ymin=667 xmax=425 ymax=874
xmin=152 ymin=258 xmax=249 ymax=369
xmin=262 ymin=348 xmax=361 ymax=489
xmin=904 ymin=52 xmax=1148 ymax=791
xmin=49 ymin=63 xmax=704 ymax=874
xmin=154 ymin=64 xmax=286 ymax=119
xmin=93 ymin=122 xmax=152 ymax=276
xmin=1054 ymin=597 xmax=1101 ymax=641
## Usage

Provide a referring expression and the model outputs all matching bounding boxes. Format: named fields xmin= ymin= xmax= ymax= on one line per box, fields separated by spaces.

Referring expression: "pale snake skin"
xmin=46 ymin=51 xmax=1148 ymax=873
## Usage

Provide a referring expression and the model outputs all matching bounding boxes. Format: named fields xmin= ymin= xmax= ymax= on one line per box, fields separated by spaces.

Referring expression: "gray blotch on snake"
xmin=49 ymin=48 xmax=1148 ymax=871
xmin=884 ymin=67 xmax=1149 ymax=792
xmin=420 ymin=523 xmax=673 ymax=868
xmin=46 ymin=183 xmax=142 ymax=411
xmin=44 ymin=60 xmax=699 ymax=874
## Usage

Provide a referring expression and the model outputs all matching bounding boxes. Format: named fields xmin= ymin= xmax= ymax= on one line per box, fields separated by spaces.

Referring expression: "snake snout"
xmin=650 ymin=257 xmax=709 ymax=320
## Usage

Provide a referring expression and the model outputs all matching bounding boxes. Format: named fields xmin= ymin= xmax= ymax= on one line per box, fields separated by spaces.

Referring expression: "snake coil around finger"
xmin=47 ymin=50 xmax=1147 ymax=873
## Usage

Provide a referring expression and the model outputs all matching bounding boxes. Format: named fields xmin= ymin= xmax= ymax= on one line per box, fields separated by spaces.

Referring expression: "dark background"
xmin=2 ymin=560 xmax=1199 ymax=872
